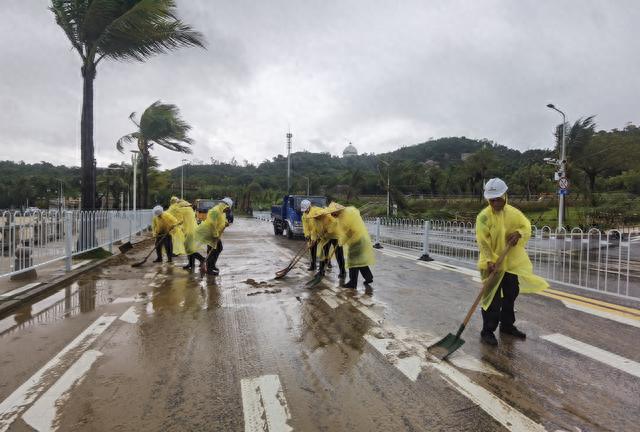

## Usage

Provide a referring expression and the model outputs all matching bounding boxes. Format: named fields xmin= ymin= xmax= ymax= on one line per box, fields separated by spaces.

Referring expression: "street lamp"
xmin=181 ymin=159 xmax=189 ymax=199
xmin=547 ymin=103 xmax=567 ymax=229
xmin=301 ymin=176 xmax=310 ymax=195
xmin=381 ymin=160 xmax=391 ymax=217
xmin=131 ymin=150 xmax=140 ymax=212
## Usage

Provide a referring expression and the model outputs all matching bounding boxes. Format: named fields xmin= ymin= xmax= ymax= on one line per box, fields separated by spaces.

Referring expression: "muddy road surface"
xmin=1 ymin=218 xmax=638 ymax=431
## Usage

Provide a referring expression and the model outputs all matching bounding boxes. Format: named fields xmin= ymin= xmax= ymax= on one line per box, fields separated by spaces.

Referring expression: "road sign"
xmin=558 ymin=177 xmax=569 ymax=189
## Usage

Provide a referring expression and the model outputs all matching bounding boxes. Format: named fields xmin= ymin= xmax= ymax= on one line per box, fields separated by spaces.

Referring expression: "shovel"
xmin=199 ymin=239 xmax=219 ymax=278
xmin=275 ymin=241 xmax=314 ymax=279
xmin=305 ymin=243 xmax=338 ymax=289
xmin=118 ymin=241 xmax=133 ymax=254
xmin=427 ymin=244 xmax=512 ymax=360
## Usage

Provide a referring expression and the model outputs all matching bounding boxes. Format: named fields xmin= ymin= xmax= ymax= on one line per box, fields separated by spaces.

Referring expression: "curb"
xmin=0 ymin=238 xmax=152 ymax=317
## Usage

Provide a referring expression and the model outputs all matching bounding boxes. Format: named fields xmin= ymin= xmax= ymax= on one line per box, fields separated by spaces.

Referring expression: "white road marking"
xmin=318 ymin=293 xmax=341 ymax=309
xmin=364 ymin=335 xmax=423 ymax=381
xmin=0 ymin=282 xmax=43 ymax=300
xmin=240 ymin=375 xmax=293 ymax=432
xmin=431 ymin=360 xmax=546 ymax=432
xmin=143 ymin=272 xmax=156 ymax=279
xmin=541 ymin=333 xmax=640 ymax=379
xmin=70 ymin=260 xmax=91 ymax=271
xmin=111 ymin=296 xmax=146 ymax=304
xmin=118 ymin=306 xmax=139 ymax=324
xmin=22 ymin=350 xmax=102 ymax=432
xmin=0 ymin=315 xmax=117 ymax=432
xmin=561 ymin=300 xmax=640 ymax=329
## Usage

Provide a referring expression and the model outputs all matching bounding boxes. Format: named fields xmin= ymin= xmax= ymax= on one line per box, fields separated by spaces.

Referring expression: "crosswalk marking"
xmin=241 ymin=375 xmax=293 ymax=432
xmin=0 ymin=315 xmax=117 ymax=432
xmin=541 ymin=333 xmax=640 ymax=379
xmin=118 ymin=306 xmax=139 ymax=324
xmin=22 ymin=350 xmax=103 ymax=432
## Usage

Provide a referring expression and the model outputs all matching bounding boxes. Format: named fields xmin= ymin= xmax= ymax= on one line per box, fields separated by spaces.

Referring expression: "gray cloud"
xmin=1 ymin=0 xmax=639 ymax=169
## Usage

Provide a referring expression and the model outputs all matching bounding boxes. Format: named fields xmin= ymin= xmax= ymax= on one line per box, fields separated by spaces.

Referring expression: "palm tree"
xmin=117 ymin=101 xmax=194 ymax=208
xmin=50 ymin=0 xmax=205 ymax=210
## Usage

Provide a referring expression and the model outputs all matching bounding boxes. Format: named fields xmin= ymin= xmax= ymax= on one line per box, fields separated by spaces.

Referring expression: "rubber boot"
xmin=343 ymin=268 xmax=358 ymax=289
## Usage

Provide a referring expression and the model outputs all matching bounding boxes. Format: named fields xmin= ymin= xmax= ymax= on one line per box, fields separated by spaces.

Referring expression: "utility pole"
xmin=302 ymin=176 xmax=310 ymax=195
xmin=181 ymin=159 xmax=188 ymax=200
xmin=381 ymin=160 xmax=390 ymax=217
xmin=131 ymin=151 xmax=139 ymax=212
xmin=286 ymin=130 xmax=293 ymax=193
xmin=547 ymin=103 xmax=568 ymax=229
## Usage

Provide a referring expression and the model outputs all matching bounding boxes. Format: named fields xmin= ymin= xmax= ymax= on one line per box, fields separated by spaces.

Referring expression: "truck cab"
xmin=271 ymin=195 xmax=327 ymax=239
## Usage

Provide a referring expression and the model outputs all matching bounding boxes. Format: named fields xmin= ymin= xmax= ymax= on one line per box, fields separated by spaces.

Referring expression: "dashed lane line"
xmin=540 ymin=333 xmax=640 ymax=379
xmin=0 ymin=315 xmax=118 ymax=432
xmin=240 ymin=374 xmax=293 ymax=432
xmin=559 ymin=300 xmax=640 ymax=328
xmin=22 ymin=350 xmax=103 ymax=432
xmin=118 ymin=306 xmax=139 ymax=324
xmin=315 ymin=290 xmax=538 ymax=431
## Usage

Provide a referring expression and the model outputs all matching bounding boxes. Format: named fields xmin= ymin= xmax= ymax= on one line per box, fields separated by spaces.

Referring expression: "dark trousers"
xmin=309 ymin=242 xmax=318 ymax=268
xmin=155 ymin=234 xmax=173 ymax=261
xmin=348 ymin=266 xmax=373 ymax=284
xmin=321 ymin=239 xmax=345 ymax=274
xmin=187 ymin=252 xmax=205 ymax=268
xmin=481 ymin=272 xmax=520 ymax=335
xmin=206 ymin=240 xmax=223 ymax=270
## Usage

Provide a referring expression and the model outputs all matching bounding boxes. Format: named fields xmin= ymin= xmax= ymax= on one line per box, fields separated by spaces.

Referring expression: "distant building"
xmin=343 ymin=142 xmax=358 ymax=157
xmin=422 ymin=159 xmax=439 ymax=168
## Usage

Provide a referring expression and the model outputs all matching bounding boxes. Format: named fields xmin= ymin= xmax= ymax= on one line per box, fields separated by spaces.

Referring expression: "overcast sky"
xmin=2 ymin=0 xmax=639 ymax=169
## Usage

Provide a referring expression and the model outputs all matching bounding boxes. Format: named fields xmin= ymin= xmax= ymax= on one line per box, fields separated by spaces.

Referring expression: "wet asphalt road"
xmin=0 ymin=218 xmax=639 ymax=432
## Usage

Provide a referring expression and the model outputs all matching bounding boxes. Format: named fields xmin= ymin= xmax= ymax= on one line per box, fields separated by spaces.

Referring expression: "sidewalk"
xmin=0 ymin=234 xmax=154 ymax=316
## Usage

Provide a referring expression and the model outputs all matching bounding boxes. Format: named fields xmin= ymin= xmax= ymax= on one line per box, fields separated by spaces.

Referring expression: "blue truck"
xmin=271 ymin=195 xmax=327 ymax=239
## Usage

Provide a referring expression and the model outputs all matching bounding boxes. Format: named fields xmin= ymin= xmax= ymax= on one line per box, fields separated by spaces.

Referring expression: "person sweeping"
xmin=301 ymin=199 xmax=320 ymax=271
xmin=313 ymin=203 xmax=346 ymax=280
xmin=195 ymin=197 xmax=232 ymax=275
xmin=168 ymin=196 xmax=205 ymax=271
xmin=477 ymin=178 xmax=549 ymax=346
xmin=151 ymin=205 xmax=178 ymax=263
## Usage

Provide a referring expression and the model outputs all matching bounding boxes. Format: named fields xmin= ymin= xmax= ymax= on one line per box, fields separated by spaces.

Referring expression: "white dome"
xmin=343 ymin=143 xmax=358 ymax=157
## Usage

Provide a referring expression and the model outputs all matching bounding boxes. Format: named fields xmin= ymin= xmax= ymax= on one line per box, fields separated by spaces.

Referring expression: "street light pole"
xmin=131 ymin=151 xmax=139 ymax=212
xmin=547 ymin=103 xmax=567 ymax=229
xmin=381 ymin=160 xmax=390 ymax=217
xmin=181 ymin=159 xmax=188 ymax=200
xmin=302 ymin=176 xmax=310 ymax=195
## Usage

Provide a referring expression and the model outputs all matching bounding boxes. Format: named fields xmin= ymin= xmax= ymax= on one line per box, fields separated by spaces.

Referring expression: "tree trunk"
xmin=80 ymin=62 xmax=96 ymax=210
xmin=588 ymin=172 xmax=597 ymax=206
xmin=142 ymin=150 xmax=149 ymax=208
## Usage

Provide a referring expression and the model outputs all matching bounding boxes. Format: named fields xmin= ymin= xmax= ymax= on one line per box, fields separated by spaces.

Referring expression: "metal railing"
xmin=364 ymin=217 xmax=640 ymax=301
xmin=0 ymin=210 xmax=153 ymax=278
xmin=253 ymin=211 xmax=272 ymax=222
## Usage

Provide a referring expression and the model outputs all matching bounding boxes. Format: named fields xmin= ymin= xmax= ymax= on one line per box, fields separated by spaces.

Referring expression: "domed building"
xmin=342 ymin=142 xmax=358 ymax=157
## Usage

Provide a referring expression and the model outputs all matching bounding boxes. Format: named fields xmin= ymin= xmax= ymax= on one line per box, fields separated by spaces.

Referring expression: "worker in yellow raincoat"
xmin=476 ymin=178 xmax=549 ymax=346
xmin=152 ymin=205 xmax=178 ymax=263
xmin=167 ymin=196 xmax=205 ymax=271
xmin=301 ymin=199 xmax=321 ymax=271
xmin=167 ymin=197 xmax=188 ymax=257
xmin=312 ymin=203 xmax=346 ymax=279
xmin=195 ymin=197 xmax=232 ymax=275
xmin=319 ymin=203 xmax=374 ymax=289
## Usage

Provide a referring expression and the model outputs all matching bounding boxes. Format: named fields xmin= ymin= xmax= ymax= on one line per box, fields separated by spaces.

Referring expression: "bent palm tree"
xmin=50 ymin=0 xmax=205 ymax=209
xmin=117 ymin=101 xmax=194 ymax=208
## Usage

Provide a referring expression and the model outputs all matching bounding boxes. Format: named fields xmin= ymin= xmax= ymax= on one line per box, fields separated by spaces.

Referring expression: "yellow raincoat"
xmin=313 ymin=204 xmax=343 ymax=260
xmin=334 ymin=206 xmax=375 ymax=268
xmin=167 ymin=198 xmax=197 ymax=255
xmin=152 ymin=212 xmax=178 ymax=238
xmin=195 ymin=203 xmax=228 ymax=249
xmin=476 ymin=202 xmax=548 ymax=310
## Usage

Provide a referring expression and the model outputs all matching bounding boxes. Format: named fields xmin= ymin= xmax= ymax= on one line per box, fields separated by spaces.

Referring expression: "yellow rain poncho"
xmin=195 ymin=203 xmax=228 ymax=249
xmin=167 ymin=198 xmax=198 ymax=255
xmin=152 ymin=212 xmax=178 ymax=237
xmin=333 ymin=206 xmax=375 ymax=268
xmin=476 ymin=201 xmax=549 ymax=310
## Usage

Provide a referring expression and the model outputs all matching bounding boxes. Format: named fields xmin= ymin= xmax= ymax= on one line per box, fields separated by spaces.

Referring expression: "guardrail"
xmin=364 ymin=217 xmax=640 ymax=301
xmin=253 ymin=211 xmax=272 ymax=222
xmin=0 ymin=210 xmax=153 ymax=278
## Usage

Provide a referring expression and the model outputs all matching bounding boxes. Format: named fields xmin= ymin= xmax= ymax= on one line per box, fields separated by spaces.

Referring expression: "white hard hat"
xmin=300 ymin=199 xmax=311 ymax=212
xmin=221 ymin=197 xmax=233 ymax=208
xmin=484 ymin=178 xmax=508 ymax=199
xmin=152 ymin=205 xmax=164 ymax=216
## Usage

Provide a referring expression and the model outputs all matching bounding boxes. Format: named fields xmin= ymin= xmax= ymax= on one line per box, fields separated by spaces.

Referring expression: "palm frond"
xmin=50 ymin=0 xmax=88 ymax=58
xmin=96 ymin=0 xmax=205 ymax=62
xmin=116 ymin=132 xmax=139 ymax=153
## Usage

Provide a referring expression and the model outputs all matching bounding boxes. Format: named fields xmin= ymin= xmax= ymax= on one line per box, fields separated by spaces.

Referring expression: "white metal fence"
xmin=364 ymin=217 xmax=640 ymax=301
xmin=0 ymin=210 xmax=153 ymax=278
